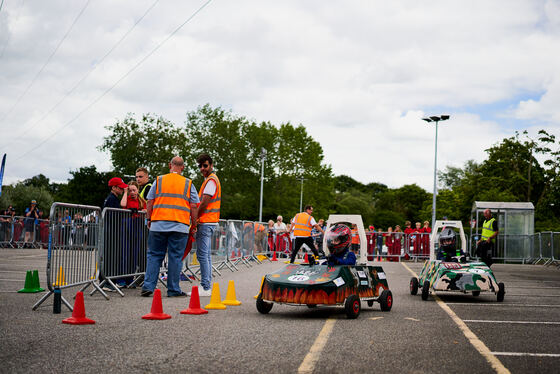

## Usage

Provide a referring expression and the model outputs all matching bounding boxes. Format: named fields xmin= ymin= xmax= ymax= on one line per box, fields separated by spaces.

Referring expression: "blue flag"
xmin=0 ymin=154 xmax=5 ymax=198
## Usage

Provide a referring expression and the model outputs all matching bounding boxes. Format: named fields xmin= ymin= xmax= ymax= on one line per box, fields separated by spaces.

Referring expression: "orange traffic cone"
xmin=271 ymin=251 xmax=278 ymax=262
xmin=222 ymin=280 xmax=241 ymax=306
xmin=303 ymin=253 xmax=309 ymax=263
xmin=142 ymin=289 xmax=171 ymax=320
xmin=205 ymin=283 xmax=226 ymax=310
xmin=180 ymin=286 xmax=208 ymax=315
xmin=62 ymin=291 xmax=95 ymax=325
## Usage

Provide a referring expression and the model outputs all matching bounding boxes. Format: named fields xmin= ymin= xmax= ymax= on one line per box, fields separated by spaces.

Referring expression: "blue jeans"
xmin=196 ymin=224 xmax=216 ymax=291
xmin=144 ymin=230 xmax=188 ymax=296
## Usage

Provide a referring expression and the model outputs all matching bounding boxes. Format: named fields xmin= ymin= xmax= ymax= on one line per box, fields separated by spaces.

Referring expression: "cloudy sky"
xmin=1 ymin=0 xmax=559 ymax=192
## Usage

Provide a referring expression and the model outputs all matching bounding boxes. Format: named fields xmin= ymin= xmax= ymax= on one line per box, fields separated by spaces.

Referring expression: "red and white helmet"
xmin=325 ymin=224 xmax=352 ymax=255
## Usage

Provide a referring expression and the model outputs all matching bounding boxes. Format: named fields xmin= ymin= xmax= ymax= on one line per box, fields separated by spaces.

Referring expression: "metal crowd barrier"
xmin=0 ymin=215 xmax=15 ymax=247
xmin=94 ymin=207 xmax=149 ymax=297
xmin=33 ymin=203 xmax=103 ymax=311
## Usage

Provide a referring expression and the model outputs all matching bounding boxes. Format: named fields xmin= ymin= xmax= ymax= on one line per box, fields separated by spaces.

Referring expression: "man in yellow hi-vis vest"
xmin=142 ymin=156 xmax=199 ymax=298
xmin=289 ymin=205 xmax=324 ymax=264
xmin=476 ymin=209 xmax=499 ymax=267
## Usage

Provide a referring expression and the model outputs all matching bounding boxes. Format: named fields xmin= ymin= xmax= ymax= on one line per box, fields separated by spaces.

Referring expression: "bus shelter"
xmin=470 ymin=201 xmax=535 ymax=262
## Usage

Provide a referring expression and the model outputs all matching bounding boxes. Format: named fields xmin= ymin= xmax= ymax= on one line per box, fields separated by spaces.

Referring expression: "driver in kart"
xmin=325 ymin=224 xmax=357 ymax=266
xmin=437 ymin=227 xmax=465 ymax=262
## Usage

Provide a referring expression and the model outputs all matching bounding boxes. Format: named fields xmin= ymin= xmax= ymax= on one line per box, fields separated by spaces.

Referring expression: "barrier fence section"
xmin=96 ymin=207 xmax=149 ymax=296
xmin=32 ymin=202 xmax=103 ymax=311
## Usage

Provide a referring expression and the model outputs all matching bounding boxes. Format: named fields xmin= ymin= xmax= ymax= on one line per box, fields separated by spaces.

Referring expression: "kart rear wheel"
xmin=497 ymin=282 xmax=505 ymax=302
xmin=421 ymin=280 xmax=430 ymax=301
xmin=345 ymin=294 xmax=361 ymax=319
xmin=410 ymin=277 xmax=419 ymax=295
xmin=256 ymin=297 xmax=273 ymax=314
xmin=367 ymin=300 xmax=374 ymax=307
xmin=379 ymin=290 xmax=393 ymax=312
xmin=472 ymin=291 xmax=480 ymax=297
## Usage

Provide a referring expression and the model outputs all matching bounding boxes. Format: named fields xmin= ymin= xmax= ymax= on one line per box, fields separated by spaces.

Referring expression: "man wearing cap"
xmin=104 ymin=177 xmax=128 ymax=208
xmin=24 ymin=200 xmax=40 ymax=246
xmin=142 ymin=156 xmax=199 ymax=298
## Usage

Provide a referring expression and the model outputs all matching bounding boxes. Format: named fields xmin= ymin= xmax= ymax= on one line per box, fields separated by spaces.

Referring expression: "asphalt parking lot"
xmin=1 ymin=248 xmax=559 ymax=374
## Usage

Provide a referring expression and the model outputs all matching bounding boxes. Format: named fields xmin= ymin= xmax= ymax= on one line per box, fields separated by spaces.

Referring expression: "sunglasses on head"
xmin=198 ymin=163 xmax=209 ymax=169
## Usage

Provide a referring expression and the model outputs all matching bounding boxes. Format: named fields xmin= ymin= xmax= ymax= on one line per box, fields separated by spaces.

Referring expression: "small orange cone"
xmin=222 ymin=280 xmax=241 ymax=306
xmin=142 ymin=289 xmax=171 ymax=320
xmin=180 ymin=286 xmax=208 ymax=315
xmin=254 ymin=276 xmax=265 ymax=299
xmin=303 ymin=253 xmax=309 ymax=263
xmin=62 ymin=291 xmax=95 ymax=325
xmin=204 ymin=283 xmax=226 ymax=310
xmin=271 ymin=251 xmax=278 ymax=262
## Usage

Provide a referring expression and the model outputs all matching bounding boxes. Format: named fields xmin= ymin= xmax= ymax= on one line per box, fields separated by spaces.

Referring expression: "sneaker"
xmin=102 ymin=285 xmax=116 ymax=292
xmin=140 ymin=289 xmax=153 ymax=297
xmin=168 ymin=291 xmax=188 ymax=297
xmin=198 ymin=288 xmax=212 ymax=297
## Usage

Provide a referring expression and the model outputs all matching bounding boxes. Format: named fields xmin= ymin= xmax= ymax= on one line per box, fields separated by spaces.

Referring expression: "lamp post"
xmin=258 ymin=148 xmax=267 ymax=222
xmin=296 ymin=176 xmax=306 ymax=212
xmin=422 ymin=115 xmax=450 ymax=227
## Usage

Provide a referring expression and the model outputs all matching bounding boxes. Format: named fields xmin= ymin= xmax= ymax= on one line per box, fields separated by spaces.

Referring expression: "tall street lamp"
xmin=422 ymin=115 xmax=450 ymax=228
xmin=258 ymin=148 xmax=267 ymax=222
xmin=296 ymin=175 xmax=306 ymax=212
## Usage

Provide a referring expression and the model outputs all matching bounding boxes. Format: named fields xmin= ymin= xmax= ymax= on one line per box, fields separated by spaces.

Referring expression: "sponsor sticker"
xmin=468 ymin=268 xmax=486 ymax=274
xmin=377 ymin=272 xmax=386 ymax=279
xmin=360 ymin=280 xmax=369 ymax=285
xmin=357 ymin=270 xmax=367 ymax=278
xmin=288 ymin=275 xmax=309 ymax=282
xmin=333 ymin=277 xmax=345 ymax=287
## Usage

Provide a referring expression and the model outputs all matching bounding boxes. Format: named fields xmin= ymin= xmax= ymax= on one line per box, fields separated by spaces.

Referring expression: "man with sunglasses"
xmin=135 ymin=167 xmax=152 ymax=200
xmin=194 ymin=153 xmax=221 ymax=296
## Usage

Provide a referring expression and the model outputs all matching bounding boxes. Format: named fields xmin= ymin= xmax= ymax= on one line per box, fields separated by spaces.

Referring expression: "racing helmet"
xmin=325 ymin=224 xmax=352 ymax=255
xmin=439 ymin=227 xmax=456 ymax=253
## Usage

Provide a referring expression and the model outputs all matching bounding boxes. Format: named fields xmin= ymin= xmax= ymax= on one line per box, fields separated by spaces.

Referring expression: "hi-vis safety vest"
xmin=254 ymin=223 xmax=265 ymax=233
xmin=351 ymin=228 xmax=360 ymax=244
xmin=198 ymin=173 xmax=221 ymax=223
xmin=293 ymin=212 xmax=313 ymax=237
xmin=151 ymin=173 xmax=192 ymax=225
xmin=481 ymin=217 xmax=497 ymax=242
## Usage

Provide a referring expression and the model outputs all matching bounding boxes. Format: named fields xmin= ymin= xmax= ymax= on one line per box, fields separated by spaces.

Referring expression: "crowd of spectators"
xmin=0 ymin=202 xmax=49 ymax=248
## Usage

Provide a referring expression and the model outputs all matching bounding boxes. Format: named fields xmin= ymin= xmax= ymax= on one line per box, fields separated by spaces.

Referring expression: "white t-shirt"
xmin=202 ymin=179 xmax=217 ymax=196
xmin=273 ymin=222 xmax=287 ymax=233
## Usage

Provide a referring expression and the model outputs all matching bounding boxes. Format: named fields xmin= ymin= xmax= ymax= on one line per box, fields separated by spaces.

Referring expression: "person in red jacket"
xmin=412 ymin=222 xmax=422 ymax=255
xmin=385 ymin=226 xmax=394 ymax=261
xmin=403 ymin=221 xmax=413 ymax=257
xmin=422 ymin=220 xmax=431 ymax=256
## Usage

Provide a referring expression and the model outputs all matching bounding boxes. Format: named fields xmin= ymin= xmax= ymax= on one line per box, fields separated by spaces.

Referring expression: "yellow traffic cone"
xmin=204 ymin=283 xmax=226 ymax=310
xmin=191 ymin=253 xmax=199 ymax=266
xmin=53 ymin=266 xmax=67 ymax=286
xmin=254 ymin=276 xmax=265 ymax=299
xmin=222 ymin=280 xmax=241 ymax=306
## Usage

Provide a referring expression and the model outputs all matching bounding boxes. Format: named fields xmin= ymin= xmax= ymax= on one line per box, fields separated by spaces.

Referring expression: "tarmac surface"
xmin=1 ymin=248 xmax=559 ymax=374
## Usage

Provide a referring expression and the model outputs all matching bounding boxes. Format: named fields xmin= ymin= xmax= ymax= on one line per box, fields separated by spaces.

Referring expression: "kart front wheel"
xmin=379 ymin=290 xmax=393 ymax=312
xmin=497 ymin=283 xmax=505 ymax=302
xmin=345 ymin=294 xmax=361 ymax=319
xmin=256 ymin=298 xmax=273 ymax=314
xmin=410 ymin=277 xmax=419 ymax=295
xmin=421 ymin=280 xmax=430 ymax=301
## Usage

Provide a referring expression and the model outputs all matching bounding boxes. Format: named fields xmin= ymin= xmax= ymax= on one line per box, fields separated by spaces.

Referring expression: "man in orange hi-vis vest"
xmin=141 ymin=156 xmax=199 ymax=298
xmin=289 ymin=205 xmax=324 ymax=264
xmin=194 ymin=153 xmax=221 ymax=297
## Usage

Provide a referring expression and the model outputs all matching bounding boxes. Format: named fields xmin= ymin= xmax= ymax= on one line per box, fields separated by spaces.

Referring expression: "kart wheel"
xmin=421 ymin=280 xmax=430 ymax=301
xmin=367 ymin=300 xmax=374 ymax=307
xmin=345 ymin=294 xmax=360 ymax=319
xmin=307 ymin=304 xmax=317 ymax=308
xmin=410 ymin=277 xmax=419 ymax=295
xmin=497 ymin=283 xmax=505 ymax=302
xmin=472 ymin=291 xmax=480 ymax=297
xmin=256 ymin=297 xmax=273 ymax=314
xmin=379 ymin=290 xmax=393 ymax=312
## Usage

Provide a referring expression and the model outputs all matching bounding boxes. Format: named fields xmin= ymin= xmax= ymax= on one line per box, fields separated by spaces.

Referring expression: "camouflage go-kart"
xmin=409 ymin=220 xmax=505 ymax=302
xmin=256 ymin=215 xmax=393 ymax=319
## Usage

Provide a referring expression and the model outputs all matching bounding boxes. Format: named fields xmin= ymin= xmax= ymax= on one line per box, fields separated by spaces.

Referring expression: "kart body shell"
xmin=410 ymin=220 xmax=505 ymax=301
xmin=257 ymin=215 xmax=393 ymax=318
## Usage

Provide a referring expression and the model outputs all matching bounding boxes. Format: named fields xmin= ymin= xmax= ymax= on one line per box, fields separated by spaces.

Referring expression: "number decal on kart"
xmin=287 ymin=275 xmax=309 ymax=282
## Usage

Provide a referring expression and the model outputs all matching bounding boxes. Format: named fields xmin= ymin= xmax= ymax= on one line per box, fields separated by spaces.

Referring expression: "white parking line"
xmin=492 ymin=352 xmax=560 ymax=358
xmin=401 ymin=262 xmax=510 ymax=374
xmin=298 ymin=318 xmax=336 ymax=374
xmin=446 ymin=303 xmax=560 ymax=308
xmin=464 ymin=320 xmax=560 ymax=325
xmin=506 ymin=294 xmax=560 ymax=297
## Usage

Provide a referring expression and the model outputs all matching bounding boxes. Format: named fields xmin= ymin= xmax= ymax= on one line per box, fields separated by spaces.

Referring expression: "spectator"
xmin=24 ymin=200 xmax=40 ymax=247
xmin=312 ymin=218 xmax=326 ymax=256
xmin=254 ymin=222 xmax=266 ymax=252
xmin=422 ymin=221 xmax=431 ymax=256
xmin=289 ymin=205 xmax=324 ymax=264
xmin=404 ymin=220 xmax=413 ymax=254
xmin=393 ymin=225 xmax=403 ymax=259
xmin=194 ymin=153 xmax=220 ymax=297
xmin=385 ymin=226 xmax=394 ymax=261
xmin=120 ymin=181 xmax=146 ymax=213
xmin=273 ymin=215 xmax=287 ymax=234
xmin=0 ymin=205 xmax=15 ymax=245
xmin=135 ymin=167 xmax=153 ymax=201
xmin=105 ymin=177 xmax=127 ymax=208
xmin=142 ymin=156 xmax=199 ymax=298
xmin=267 ymin=220 xmax=276 ymax=252
xmin=350 ymin=223 xmax=360 ymax=254
xmin=376 ymin=227 xmax=384 ymax=260
xmin=412 ymin=222 xmax=422 ymax=255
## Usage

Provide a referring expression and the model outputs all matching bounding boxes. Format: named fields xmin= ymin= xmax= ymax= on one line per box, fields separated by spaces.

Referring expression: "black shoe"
xmin=168 ymin=291 xmax=187 ymax=297
xmin=141 ymin=289 xmax=153 ymax=297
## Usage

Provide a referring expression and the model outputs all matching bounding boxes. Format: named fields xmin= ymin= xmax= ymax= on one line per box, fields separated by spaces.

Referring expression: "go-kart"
xmin=409 ymin=220 xmax=505 ymax=302
xmin=256 ymin=215 xmax=393 ymax=319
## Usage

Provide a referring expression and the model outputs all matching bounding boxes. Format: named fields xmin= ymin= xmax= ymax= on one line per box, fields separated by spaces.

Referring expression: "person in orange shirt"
xmin=289 ymin=205 xmax=324 ymax=264
xmin=351 ymin=224 xmax=360 ymax=254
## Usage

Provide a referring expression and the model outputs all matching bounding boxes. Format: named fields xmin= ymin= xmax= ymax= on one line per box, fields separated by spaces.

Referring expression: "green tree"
xmin=56 ymin=165 xmax=117 ymax=208
xmin=0 ymin=183 xmax=53 ymax=217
